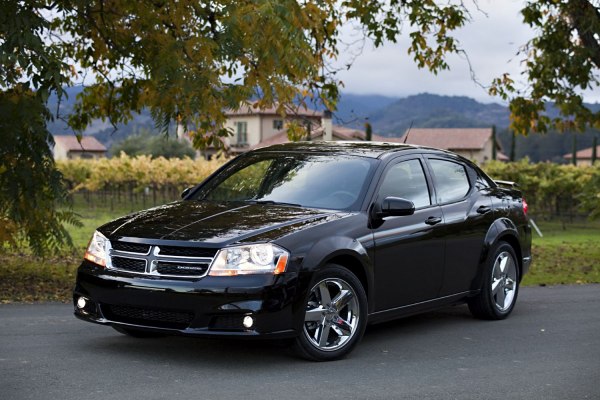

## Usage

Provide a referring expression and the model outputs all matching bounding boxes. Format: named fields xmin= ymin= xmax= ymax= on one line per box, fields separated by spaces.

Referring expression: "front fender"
xmin=299 ymin=235 xmax=374 ymax=313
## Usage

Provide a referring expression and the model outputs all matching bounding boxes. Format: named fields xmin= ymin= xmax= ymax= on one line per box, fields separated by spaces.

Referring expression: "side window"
xmin=378 ymin=159 xmax=431 ymax=208
xmin=428 ymin=159 xmax=471 ymax=203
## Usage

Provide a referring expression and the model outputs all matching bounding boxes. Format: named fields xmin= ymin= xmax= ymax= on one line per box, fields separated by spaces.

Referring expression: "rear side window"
xmin=428 ymin=159 xmax=471 ymax=203
xmin=378 ymin=159 xmax=431 ymax=208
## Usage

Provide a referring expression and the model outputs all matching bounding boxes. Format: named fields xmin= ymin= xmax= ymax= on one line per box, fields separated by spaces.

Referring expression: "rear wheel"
xmin=469 ymin=242 xmax=519 ymax=320
xmin=293 ymin=265 xmax=367 ymax=361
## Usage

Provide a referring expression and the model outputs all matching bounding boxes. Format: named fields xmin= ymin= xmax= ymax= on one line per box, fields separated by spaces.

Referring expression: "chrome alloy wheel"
xmin=303 ymin=278 xmax=360 ymax=352
xmin=491 ymin=251 xmax=518 ymax=312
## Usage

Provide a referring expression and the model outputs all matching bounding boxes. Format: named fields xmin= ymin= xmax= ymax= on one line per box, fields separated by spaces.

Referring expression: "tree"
xmin=4 ymin=0 xmax=597 ymax=253
xmin=0 ymin=87 xmax=80 ymax=255
xmin=365 ymin=122 xmax=373 ymax=141
xmin=110 ymin=130 xmax=196 ymax=159
xmin=2 ymin=1 xmax=471 ymax=254
xmin=491 ymin=0 xmax=600 ymax=135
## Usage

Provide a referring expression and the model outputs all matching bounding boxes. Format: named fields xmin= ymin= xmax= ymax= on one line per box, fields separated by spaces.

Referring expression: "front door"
xmin=372 ymin=157 xmax=445 ymax=311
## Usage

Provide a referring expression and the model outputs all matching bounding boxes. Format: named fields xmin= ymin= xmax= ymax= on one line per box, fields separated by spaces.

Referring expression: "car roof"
xmin=250 ymin=141 xmax=447 ymax=159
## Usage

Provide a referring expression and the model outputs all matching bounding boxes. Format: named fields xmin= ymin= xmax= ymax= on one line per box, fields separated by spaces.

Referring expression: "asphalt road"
xmin=1 ymin=285 xmax=599 ymax=400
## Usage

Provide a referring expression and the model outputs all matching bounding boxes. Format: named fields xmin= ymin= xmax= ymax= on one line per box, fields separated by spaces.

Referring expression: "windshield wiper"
xmin=245 ymin=199 xmax=302 ymax=208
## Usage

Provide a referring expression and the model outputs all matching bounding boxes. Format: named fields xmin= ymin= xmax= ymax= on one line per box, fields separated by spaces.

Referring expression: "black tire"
xmin=468 ymin=241 xmax=520 ymax=320
xmin=112 ymin=326 xmax=166 ymax=338
xmin=293 ymin=264 xmax=367 ymax=361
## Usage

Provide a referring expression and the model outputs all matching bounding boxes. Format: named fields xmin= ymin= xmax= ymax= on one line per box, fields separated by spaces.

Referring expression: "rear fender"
xmin=471 ymin=218 xmax=520 ymax=291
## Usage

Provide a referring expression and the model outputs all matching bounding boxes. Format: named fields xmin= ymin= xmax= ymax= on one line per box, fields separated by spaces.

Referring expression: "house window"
xmin=273 ymin=119 xmax=283 ymax=130
xmin=236 ymin=122 xmax=248 ymax=145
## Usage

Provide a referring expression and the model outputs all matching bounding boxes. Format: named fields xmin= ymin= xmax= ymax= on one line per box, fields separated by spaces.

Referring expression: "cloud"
xmin=335 ymin=0 xmax=599 ymax=104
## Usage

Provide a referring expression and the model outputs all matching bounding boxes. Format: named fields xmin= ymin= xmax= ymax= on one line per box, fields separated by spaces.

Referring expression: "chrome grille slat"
xmin=108 ymin=243 xmax=214 ymax=278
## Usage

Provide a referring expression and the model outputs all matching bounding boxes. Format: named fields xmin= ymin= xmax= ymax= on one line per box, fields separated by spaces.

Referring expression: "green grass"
xmin=1 ymin=205 xmax=599 ymax=303
xmin=522 ymin=218 xmax=600 ymax=286
xmin=0 ymin=203 xmax=146 ymax=303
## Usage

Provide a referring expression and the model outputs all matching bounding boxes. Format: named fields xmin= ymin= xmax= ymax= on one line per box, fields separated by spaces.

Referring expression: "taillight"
xmin=522 ymin=198 xmax=528 ymax=215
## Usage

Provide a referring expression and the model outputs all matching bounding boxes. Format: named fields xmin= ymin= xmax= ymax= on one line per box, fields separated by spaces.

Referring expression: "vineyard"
xmin=57 ymin=154 xmax=229 ymax=210
xmin=57 ymin=155 xmax=600 ymax=220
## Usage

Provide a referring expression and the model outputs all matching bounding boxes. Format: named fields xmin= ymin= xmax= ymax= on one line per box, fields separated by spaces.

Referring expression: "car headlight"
xmin=84 ymin=230 xmax=109 ymax=267
xmin=209 ymin=244 xmax=289 ymax=276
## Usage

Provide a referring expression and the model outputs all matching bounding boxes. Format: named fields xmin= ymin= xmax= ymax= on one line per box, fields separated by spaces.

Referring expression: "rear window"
xmin=428 ymin=159 xmax=471 ymax=203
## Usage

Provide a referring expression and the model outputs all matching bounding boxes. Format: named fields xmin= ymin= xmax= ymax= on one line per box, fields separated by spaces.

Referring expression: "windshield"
xmin=190 ymin=153 xmax=377 ymax=210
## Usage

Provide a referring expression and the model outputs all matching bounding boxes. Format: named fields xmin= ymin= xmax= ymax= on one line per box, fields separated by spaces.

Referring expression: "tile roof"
xmin=225 ymin=101 xmax=322 ymax=118
xmin=53 ymin=135 xmax=107 ymax=152
xmin=250 ymin=125 xmax=365 ymax=149
xmin=396 ymin=128 xmax=494 ymax=150
xmin=563 ymin=145 xmax=600 ymax=160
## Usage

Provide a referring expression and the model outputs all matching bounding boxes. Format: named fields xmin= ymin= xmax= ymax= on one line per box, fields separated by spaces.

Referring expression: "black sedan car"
xmin=74 ymin=142 xmax=532 ymax=361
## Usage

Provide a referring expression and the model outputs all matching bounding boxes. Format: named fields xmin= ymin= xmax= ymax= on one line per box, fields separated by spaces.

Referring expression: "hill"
xmin=364 ymin=93 xmax=509 ymax=138
xmin=46 ymin=89 xmax=599 ymax=162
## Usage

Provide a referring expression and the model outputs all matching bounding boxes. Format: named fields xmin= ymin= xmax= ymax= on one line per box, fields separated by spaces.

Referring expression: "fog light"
xmin=77 ymin=297 xmax=87 ymax=309
xmin=243 ymin=315 xmax=254 ymax=329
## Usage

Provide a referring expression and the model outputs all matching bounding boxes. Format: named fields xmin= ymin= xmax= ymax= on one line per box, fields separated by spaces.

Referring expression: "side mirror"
xmin=181 ymin=187 xmax=192 ymax=199
xmin=377 ymin=196 xmax=415 ymax=218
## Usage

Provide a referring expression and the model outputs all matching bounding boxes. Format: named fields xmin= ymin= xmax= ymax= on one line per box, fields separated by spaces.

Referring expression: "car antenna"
xmin=403 ymin=121 xmax=414 ymax=143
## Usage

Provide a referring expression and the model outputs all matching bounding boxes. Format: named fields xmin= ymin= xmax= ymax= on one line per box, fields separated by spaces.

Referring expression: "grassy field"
xmin=523 ymin=218 xmax=600 ymax=286
xmin=1 ymin=204 xmax=598 ymax=303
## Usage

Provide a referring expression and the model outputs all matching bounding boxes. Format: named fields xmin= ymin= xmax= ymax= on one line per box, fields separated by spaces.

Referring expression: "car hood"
xmin=99 ymin=200 xmax=339 ymax=246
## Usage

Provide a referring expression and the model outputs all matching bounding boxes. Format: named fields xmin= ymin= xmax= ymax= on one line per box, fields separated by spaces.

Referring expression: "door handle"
xmin=425 ymin=216 xmax=442 ymax=225
xmin=477 ymin=205 xmax=492 ymax=214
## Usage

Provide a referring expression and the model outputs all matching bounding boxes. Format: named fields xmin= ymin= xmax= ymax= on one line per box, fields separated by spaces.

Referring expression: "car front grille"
xmin=107 ymin=241 xmax=215 ymax=279
xmin=111 ymin=256 xmax=147 ymax=273
xmin=111 ymin=241 xmax=151 ymax=254
xmin=102 ymin=304 xmax=194 ymax=329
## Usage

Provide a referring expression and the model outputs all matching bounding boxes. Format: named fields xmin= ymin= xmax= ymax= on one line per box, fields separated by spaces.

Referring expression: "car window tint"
xmin=429 ymin=159 xmax=471 ymax=203
xmin=197 ymin=154 xmax=375 ymax=210
xmin=378 ymin=159 xmax=431 ymax=208
xmin=205 ymin=160 xmax=272 ymax=201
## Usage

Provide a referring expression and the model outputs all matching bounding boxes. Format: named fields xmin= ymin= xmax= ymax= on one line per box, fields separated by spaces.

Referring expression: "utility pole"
xmin=592 ymin=136 xmax=597 ymax=165
xmin=510 ymin=129 xmax=516 ymax=162
xmin=491 ymin=125 xmax=497 ymax=161
xmin=572 ymin=133 xmax=577 ymax=166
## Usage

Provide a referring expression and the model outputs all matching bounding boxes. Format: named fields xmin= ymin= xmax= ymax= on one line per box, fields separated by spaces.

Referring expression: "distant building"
xmin=252 ymin=124 xmax=366 ymax=149
xmin=53 ymin=135 xmax=107 ymax=160
xmin=384 ymin=128 xmax=507 ymax=164
xmin=563 ymin=145 xmax=599 ymax=166
xmin=224 ymin=102 xmax=323 ymax=153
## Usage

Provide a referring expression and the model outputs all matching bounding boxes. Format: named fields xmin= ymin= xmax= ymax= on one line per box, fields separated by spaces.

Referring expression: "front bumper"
xmin=73 ymin=260 xmax=301 ymax=338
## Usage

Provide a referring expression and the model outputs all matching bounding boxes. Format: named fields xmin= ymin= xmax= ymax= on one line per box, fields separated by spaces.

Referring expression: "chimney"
xmin=322 ymin=109 xmax=333 ymax=141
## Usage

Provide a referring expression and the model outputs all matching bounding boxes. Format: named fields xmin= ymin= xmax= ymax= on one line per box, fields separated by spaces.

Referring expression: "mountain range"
xmin=47 ymin=88 xmax=599 ymax=162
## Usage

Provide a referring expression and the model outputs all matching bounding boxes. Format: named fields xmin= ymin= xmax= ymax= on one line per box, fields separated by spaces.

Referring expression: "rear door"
xmin=424 ymin=157 xmax=496 ymax=296
xmin=372 ymin=156 xmax=445 ymax=311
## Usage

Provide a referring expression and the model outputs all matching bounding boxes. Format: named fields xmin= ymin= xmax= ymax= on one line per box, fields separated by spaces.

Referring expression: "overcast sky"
xmin=335 ymin=0 xmax=599 ymax=104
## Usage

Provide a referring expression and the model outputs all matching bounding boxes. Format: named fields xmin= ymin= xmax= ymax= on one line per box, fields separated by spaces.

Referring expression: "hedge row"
xmin=57 ymin=153 xmax=227 ymax=192
xmin=483 ymin=160 xmax=600 ymax=219
xmin=57 ymin=155 xmax=600 ymax=219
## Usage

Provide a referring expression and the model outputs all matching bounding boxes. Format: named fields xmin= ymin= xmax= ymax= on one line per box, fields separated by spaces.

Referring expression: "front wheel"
xmin=293 ymin=265 xmax=367 ymax=361
xmin=468 ymin=242 xmax=520 ymax=320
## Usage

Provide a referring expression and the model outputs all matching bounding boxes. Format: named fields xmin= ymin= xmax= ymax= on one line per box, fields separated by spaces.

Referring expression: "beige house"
xmin=252 ymin=124 xmax=366 ymax=149
xmin=382 ymin=128 xmax=507 ymax=164
xmin=563 ymin=145 xmax=599 ymax=166
xmin=224 ymin=103 xmax=323 ymax=153
xmin=53 ymin=135 xmax=107 ymax=160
